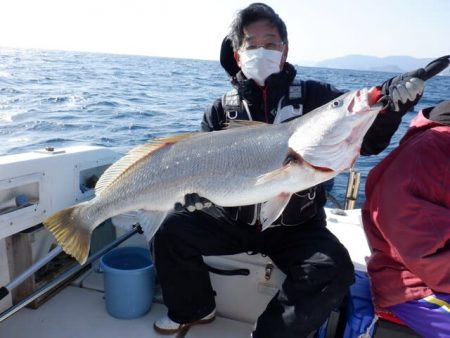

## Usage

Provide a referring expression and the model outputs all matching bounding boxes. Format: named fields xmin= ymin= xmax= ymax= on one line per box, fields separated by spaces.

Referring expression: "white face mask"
xmin=238 ymin=47 xmax=283 ymax=86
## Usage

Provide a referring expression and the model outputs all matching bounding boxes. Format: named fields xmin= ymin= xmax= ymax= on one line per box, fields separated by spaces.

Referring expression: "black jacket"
xmin=201 ymin=63 xmax=403 ymax=226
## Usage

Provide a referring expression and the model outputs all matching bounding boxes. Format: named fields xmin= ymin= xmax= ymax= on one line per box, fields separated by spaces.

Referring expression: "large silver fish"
xmin=44 ymin=87 xmax=382 ymax=264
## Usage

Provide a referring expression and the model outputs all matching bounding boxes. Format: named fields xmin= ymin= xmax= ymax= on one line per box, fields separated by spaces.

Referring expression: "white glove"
xmin=390 ymin=77 xmax=424 ymax=112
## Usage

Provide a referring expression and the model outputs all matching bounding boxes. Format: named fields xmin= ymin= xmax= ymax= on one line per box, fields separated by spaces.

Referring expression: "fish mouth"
xmin=347 ymin=87 xmax=382 ymax=115
xmin=368 ymin=86 xmax=382 ymax=106
xmin=347 ymin=89 xmax=366 ymax=114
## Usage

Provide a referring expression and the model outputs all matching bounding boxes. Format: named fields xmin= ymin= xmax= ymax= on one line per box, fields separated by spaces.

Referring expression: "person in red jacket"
xmin=362 ymin=100 xmax=450 ymax=338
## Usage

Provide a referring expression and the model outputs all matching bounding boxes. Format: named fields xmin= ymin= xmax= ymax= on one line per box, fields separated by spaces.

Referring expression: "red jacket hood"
xmin=400 ymin=108 xmax=446 ymax=143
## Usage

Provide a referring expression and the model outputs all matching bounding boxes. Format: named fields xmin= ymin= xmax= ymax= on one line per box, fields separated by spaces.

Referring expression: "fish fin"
xmin=43 ymin=204 xmax=92 ymax=265
xmin=256 ymin=149 xmax=305 ymax=186
xmin=136 ymin=210 xmax=168 ymax=242
xmin=260 ymin=193 xmax=292 ymax=231
xmin=95 ymin=134 xmax=198 ymax=196
xmin=256 ymin=164 xmax=293 ymax=186
xmin=224 ymin=120 xmax=267 ymax=129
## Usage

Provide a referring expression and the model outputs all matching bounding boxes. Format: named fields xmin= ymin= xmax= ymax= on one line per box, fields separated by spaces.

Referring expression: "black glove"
xmin=380 ymin=55 xmax=450 ymax=114
xmin=380 ymin=75 xmax=424 ymax=114
xmin=174 ymin=193 xmax=213 ymax=212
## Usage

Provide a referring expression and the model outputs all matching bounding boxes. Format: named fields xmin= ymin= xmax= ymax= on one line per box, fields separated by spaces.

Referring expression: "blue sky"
xmin=1 ymin=0 xmax=449 ymax=64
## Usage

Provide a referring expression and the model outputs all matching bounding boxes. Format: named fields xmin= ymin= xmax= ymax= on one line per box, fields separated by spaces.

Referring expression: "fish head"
xmin=288 ymin=87 xmax=382 ymax=172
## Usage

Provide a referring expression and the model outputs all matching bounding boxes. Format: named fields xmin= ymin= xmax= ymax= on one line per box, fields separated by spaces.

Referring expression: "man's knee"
xmin=284 ymin=249 xmax=354 ymax=307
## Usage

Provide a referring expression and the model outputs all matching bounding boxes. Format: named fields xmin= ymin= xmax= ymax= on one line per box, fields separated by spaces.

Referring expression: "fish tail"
xmin=43 ymin=205 xmax=92 ymax=265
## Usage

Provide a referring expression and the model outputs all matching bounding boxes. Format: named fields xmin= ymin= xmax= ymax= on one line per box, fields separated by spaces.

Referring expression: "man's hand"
xmin=389 ymin=77 xmax=424 ymax=113
xmin=381 ymin=76 xmax=424 ymax=114
xmin=174 ymin=193 xmax=213 ymax=212
xmin=379 ymin=56 xmax=449 ymax=114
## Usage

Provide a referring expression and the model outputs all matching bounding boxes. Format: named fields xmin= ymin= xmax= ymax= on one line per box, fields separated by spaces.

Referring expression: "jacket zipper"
xmin=262 ymin=87 xmax=269 ymax=123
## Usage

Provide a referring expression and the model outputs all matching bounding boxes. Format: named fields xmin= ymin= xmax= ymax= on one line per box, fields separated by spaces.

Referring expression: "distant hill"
xmin=313 ymin=55 xmax=450 ymax=76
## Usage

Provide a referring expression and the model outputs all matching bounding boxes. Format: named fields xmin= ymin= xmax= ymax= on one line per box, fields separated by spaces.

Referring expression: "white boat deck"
xmin=0 ymin=208 xmax=369 ymax=338
xmin=0 ymin=269 xmax=254 ymax=338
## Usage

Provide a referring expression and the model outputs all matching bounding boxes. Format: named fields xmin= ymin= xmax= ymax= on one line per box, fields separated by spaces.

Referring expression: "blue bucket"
xmin=100 ymin=246 xmax=155 ymax=319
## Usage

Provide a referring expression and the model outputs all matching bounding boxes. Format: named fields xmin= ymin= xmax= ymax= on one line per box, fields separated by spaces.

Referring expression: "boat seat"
xmin=373 ymin=307 xmax=421 ymax=337
xmin=375 ymin=307 xmax=406 ymax=326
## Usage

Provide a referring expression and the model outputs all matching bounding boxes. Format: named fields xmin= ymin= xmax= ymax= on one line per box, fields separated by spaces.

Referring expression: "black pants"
xmin=153 ymin=207 xmax=355 ymax=338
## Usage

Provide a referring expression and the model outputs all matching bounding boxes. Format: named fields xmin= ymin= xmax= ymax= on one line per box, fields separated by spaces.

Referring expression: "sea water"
xmin=1 ymin=47 xmax=449 ymax=206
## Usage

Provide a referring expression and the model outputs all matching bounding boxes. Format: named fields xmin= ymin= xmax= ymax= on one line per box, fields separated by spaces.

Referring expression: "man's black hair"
xmin=228 ymin=3 xmax=288 ymax=51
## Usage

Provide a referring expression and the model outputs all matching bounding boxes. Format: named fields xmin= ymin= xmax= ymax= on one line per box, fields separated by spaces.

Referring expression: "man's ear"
xmin=234 ymin=51 xmax=241 ymax=68
xmin=281 ymin=44 xmax=289 ymax=67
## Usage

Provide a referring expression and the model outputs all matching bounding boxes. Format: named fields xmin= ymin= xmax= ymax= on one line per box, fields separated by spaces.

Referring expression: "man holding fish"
xmin=152 ymin=3 xmax=424 ymax=337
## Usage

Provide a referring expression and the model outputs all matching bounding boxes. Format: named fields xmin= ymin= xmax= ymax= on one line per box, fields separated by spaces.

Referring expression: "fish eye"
xmin=330 ymin=100 xmax=343 ymax=108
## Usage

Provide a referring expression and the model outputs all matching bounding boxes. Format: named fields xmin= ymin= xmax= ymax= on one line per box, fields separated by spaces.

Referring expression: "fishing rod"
xmin=419 ymin=55 xmax=449 ymax=81
xmin=379 ymin=55 xmax=450 ymax=110
xmin=0 ymin=225 xmax=141 ymax=323
xmin=0 ymin=246 xmax=63 ymax=301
